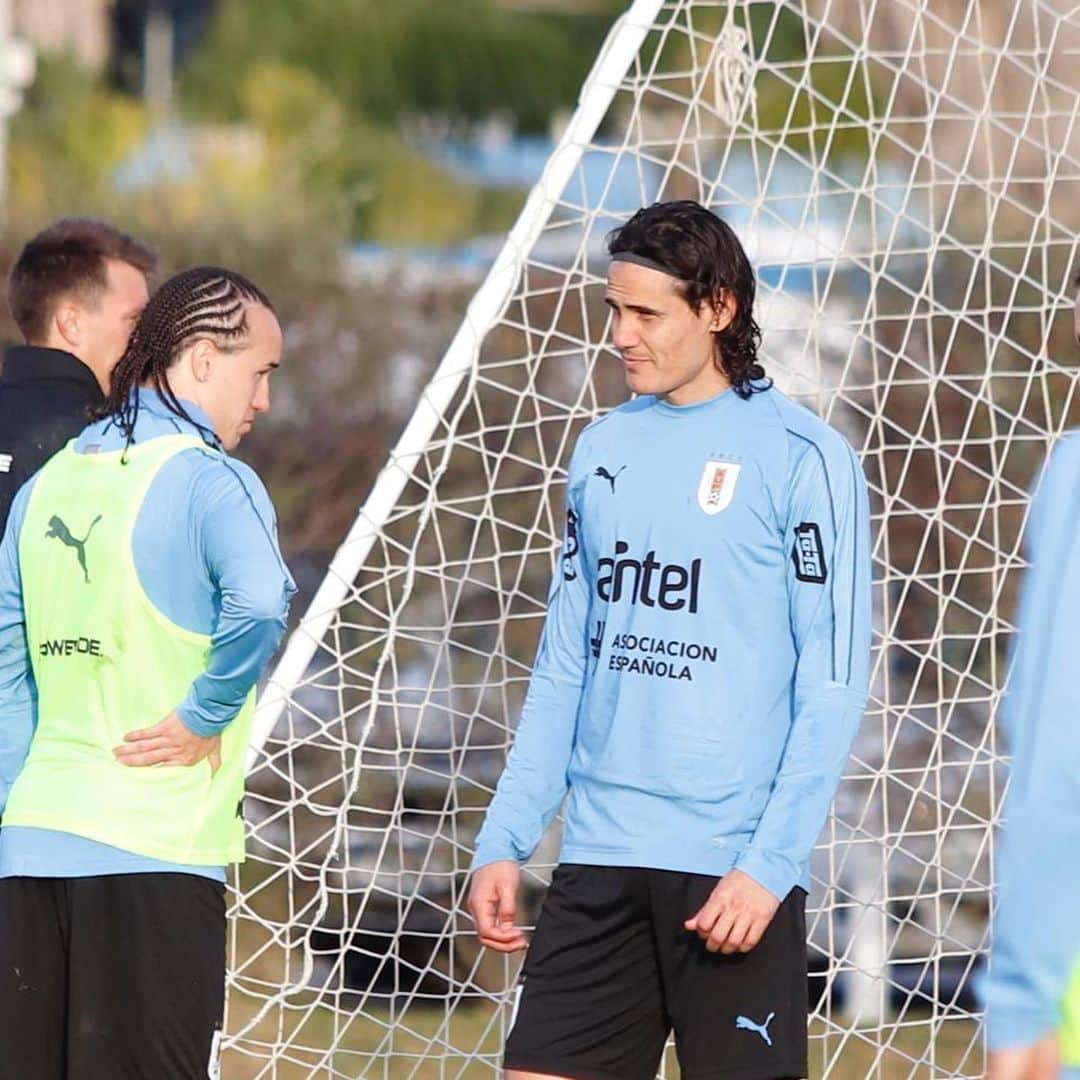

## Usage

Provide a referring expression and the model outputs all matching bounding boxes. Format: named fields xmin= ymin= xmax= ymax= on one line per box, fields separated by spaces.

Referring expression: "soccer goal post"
xmin=229 ymin=2 xmax=1080 ymax=1077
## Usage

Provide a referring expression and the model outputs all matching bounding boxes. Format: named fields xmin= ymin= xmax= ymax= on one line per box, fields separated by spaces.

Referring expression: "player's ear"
xmin=710 ymin=289 xmax=736 ymax=333
xmin=53 ymin=301 xmax=82 ymax=349
xmin=188 ymin=338 xmax=215 ymax=383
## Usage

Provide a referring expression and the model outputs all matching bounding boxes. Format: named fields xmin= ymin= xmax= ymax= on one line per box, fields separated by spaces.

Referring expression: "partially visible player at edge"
xmin=983 ymin=274 xmax=1080 ymax=1080
xmin=0 ymin=268 xmax=296 ymax=1077
xmin=468 ymin=200 xmax=872 ymax=1079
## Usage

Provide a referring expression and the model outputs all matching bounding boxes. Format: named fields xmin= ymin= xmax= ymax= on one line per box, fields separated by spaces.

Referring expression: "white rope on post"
xmin=247 ymin=0 xmax=668 ymax=770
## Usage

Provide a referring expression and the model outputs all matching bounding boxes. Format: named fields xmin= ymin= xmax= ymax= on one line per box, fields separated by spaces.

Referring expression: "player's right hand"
xmin=468 ymin=860 xmax=528 ymax=952
xmin=113 ymin=710 xmax=222 ymax=774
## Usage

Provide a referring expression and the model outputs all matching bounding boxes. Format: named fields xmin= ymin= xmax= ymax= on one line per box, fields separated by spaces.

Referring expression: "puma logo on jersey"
xmin=735 ymin=1011 xmax=775 ymax=1046
xmin=593 ymin=465 xmax=626 ymax=493
xmin=45 ymin=514 xmax=102 ymax=583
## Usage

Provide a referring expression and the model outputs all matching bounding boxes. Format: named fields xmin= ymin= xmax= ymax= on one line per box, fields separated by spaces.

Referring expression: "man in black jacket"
xmin=0 ymin=219 xmax=155 ymax=536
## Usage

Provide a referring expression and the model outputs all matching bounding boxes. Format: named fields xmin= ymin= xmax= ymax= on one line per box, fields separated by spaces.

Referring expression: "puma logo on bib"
xmin=45 ymin=514 xmax=102 ymax=583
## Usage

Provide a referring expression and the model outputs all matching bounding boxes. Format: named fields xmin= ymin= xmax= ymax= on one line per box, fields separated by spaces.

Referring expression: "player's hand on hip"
xmin=468 ymin=860 xmax=528 ymax=953
xmin=986 ymin=1033 xmax=1060 ymax=1080
xmin=113 ymin=710 xmax=222 ymax=774
xmin=684 ymin=868 xmax=780 ymax=955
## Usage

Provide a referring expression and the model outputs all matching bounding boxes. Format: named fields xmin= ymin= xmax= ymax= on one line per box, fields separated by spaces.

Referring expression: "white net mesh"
xmin=225 ymin=2 xmax=1080 ymax=1076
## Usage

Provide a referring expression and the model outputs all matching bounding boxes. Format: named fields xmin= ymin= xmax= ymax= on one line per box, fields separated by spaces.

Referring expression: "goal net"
xmin=226 ymin=2 xmax=1080 ymax=1076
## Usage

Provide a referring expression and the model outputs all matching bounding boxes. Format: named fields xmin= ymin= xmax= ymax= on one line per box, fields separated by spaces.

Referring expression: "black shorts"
xmin=0 ymin=873 xmax=226 ymax=1079
xmin=505 ymin=865 xmax=808 ymax=1080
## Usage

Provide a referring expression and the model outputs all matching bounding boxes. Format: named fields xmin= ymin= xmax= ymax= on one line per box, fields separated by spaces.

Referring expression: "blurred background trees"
xmin=2 ymin=0 xmax=1075 ymax=625
xmin=0 ymin=0 xmax=623 ymax=585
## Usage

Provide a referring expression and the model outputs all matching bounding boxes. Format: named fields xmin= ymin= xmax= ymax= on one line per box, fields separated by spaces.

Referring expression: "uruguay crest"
xmin=697 ymin=460 xmax=741 ymax=515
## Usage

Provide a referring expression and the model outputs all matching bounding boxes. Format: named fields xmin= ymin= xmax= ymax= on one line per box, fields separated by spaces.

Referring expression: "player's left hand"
xmin=684 ymin=869 xmax=780 ymax=955
xmin=986 ymin=1032 xmax=1060 ymax=1080
xmin=114 ymin=710 xmax=222 ymax=774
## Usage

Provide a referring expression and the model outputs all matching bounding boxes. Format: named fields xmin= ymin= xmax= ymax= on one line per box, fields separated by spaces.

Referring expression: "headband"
xmin=609 ymin=251 xmax=687 ymax=280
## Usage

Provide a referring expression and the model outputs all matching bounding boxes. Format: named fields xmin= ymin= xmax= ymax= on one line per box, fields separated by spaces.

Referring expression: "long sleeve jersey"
xmin=473 ymin=385 xmax=872 ymax=902
xmin=0 ymin=390 xmax=296 ymax=881
xmin=984 ymin=432 xmax=1080 ymax=1052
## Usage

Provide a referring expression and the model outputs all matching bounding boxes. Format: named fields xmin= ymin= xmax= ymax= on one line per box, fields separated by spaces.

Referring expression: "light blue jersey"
xmin=0 ymin=390 xmax=295 ymax=881
xmin=984 ymin=432 xmax=1080 ymax=1053
xmin=473 ymin=385 xmax=872 ymax=902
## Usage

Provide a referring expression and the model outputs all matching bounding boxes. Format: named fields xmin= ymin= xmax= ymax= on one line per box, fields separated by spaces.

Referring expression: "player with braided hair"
xmin=98 ymin=266 xmax=274 ymax=447
xmin=0 ymin=267 xmax=295 ymax=1077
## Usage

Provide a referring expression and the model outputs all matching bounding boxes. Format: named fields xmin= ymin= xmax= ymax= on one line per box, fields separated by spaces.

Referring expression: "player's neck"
xmin=661 ymin=365 xmax=732 ymax=407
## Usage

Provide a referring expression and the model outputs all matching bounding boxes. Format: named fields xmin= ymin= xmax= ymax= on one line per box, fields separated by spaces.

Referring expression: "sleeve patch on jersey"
xmin=562 ymin=508 xmax=580 ymax=581
xmin=792 ymin=522 xmax=827 ymax=583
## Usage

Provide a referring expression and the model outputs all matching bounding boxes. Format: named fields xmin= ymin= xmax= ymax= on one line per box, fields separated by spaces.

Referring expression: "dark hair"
xmin=606 ymin=200 xmax=767 ymax=398
xmin=8 ymin=217 xmax=157 ymax=343
xmin=94 ymin=266 xmax=275 ymax=446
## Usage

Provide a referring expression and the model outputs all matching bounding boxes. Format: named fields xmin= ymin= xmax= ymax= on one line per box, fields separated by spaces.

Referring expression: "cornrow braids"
xmin=94 ymin=266 xmax=275 ymax=447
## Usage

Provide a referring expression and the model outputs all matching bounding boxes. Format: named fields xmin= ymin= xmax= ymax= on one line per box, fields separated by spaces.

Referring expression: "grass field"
xmin=222 ymin=997 xmax=982 ymax=1078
